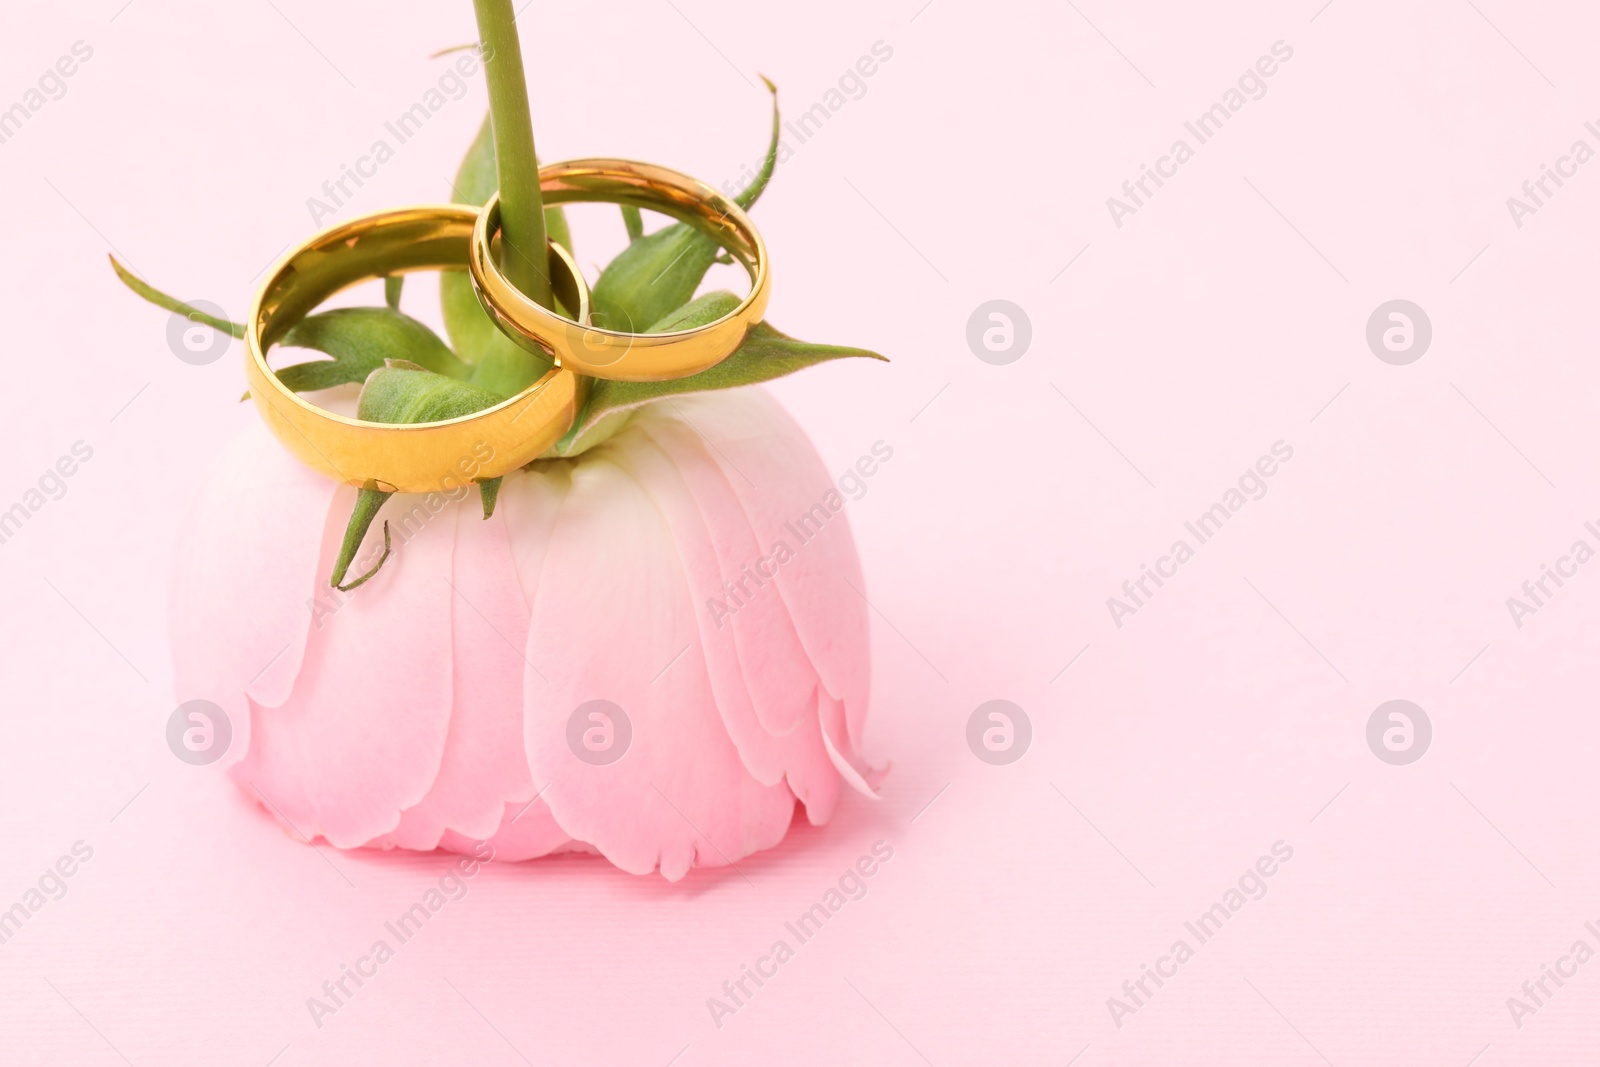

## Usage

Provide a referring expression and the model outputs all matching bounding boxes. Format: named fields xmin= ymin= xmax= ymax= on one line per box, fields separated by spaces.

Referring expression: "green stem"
xmin=473 ymin=0 xmax=552 ymax=310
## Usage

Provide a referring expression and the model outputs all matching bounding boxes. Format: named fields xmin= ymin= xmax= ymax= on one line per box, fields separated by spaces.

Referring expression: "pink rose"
xmin=171 ymin=387 xmax=879 ymax=880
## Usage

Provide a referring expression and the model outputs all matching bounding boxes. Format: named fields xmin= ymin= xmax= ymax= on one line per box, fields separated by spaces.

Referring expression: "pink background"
xmin=3 ymin=0 xmax=1599 ymax=1062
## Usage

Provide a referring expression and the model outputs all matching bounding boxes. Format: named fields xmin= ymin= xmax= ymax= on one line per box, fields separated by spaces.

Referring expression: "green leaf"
xmin=274 ymin=307 xmax=472 ymax=392
xmin=589 ymin=81 xmax=781 ymax=334
xmin=108 ymin=255 xmax=243 ymax=338
xmin=440 ymin=112 xmax=572 ymax=365
xmin=549 ymin=292 xmax=886 ymax=457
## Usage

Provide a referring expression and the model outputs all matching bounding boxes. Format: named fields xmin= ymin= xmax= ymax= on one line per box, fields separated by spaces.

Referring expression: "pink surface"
xmin=3 ymin=0 xmax=1598 ymax=1062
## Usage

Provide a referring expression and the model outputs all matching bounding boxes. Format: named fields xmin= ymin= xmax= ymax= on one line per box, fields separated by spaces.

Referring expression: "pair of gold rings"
xmin=246 ymin=159 xmax=769 ymax=493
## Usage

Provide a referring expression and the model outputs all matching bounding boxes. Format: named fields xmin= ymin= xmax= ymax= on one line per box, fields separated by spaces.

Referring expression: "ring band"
xmin=246 ymin=205 xmax=588 ymax=494
xmin=468 ymin=159 xmax=770 ymax=382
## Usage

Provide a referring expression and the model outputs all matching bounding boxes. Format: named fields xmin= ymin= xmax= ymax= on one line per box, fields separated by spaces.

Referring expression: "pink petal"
xmin=499 ymin=462 xmax=573 ymax=617
xmin=521 ymin=454 xmax=795 ymax=880
xmin=386 ymin=501 xmax=539 ymax=848
xmin=437 ymin=799 xmax=572 ymax=862
xmin=169 ymin=422 xmax=338 ymax=769
xmin=819 ymin=690 xmax=885 ymax=797
xmin=637 ymin=390 xmax=874 ymax=761
xmin=607 ymin=423 xmax=843 ymax=822
xmin=632 ymin=417 xmax=817 ymax=739
xmin=233 ymin=488 xmax=457 ymax=847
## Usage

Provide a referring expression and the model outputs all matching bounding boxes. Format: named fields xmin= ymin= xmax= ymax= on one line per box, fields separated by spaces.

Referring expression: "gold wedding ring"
xmin=469 ymin=159 xmax=770 ymax=381
xmin=246 ymin=205 xmax=587 ymax=494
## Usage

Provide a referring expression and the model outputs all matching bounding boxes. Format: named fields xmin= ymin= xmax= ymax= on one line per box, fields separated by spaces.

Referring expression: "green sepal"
xmin=735 ymin=76 xmax=782 ymax=211
xmin=273 ymin=307 xmax=472 ymax=393
xmin=108 ymin=255 xmax=243 ymax=338
xmin=588 ymin=81 xmax=780 ymax=334
xmin=549 ymin=292 xmax=886 ymax=457
xmin=325 ymin=364 xmax=505 ymax=588
xmin=589 ymin=226 xmax=719 ymax=333
xmin=649 ymin=289 xmax=743 ymax=330
xmin=479 ymin=477 xmax=502 ymax=518
xmin=357 ymin=364 xmax=506 ymax=424
xmin=272 ymin=361 xmax=357 ymax=394
xmin=330 ymin=484 xmax=394 ymax=591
